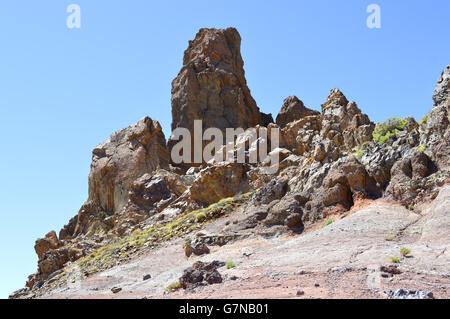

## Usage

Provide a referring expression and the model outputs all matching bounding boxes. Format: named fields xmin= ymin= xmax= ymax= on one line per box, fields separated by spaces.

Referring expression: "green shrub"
xmin=195 ymin=212 xmax=207 ymax=223
xmin=373 ymin=117 xmax=410 ymax=145
xmin=226 ymin=261 xmax=236 ymax=269
xmin=324 ymin=219 xmax=335 ymax=227
xmin=417 ymin=144 xmax=426 ymax=152
xmin=419 ymin=114 xmax=428 ymax=125
xmin=355 ymin=142 xmax=369 ymax=159
xmin=407 ymin=205 xmax=414 ymax=211
xmin=390 ymin=257 xmax=400 ymax=263
xmin=166 ymin=281 xmax=182 ymax=292
xmin=400 ymin=248 xmax=411 ymax=256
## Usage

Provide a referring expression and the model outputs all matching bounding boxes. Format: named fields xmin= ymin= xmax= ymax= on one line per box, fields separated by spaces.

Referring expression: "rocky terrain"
xmin=10 ymin=27 xmax=449 ymax=299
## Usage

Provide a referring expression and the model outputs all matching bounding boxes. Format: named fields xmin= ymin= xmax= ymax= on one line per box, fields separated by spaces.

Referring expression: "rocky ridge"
xmin=10 ymin=29 xmax=449 ymax=299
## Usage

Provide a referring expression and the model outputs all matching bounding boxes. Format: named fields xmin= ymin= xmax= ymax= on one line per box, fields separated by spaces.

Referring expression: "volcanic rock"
xmin=88 ymin=117 xmax=170 ymax=214
xmin=190 ymin=162 xmax=250 ymax=205
xmin=276 ymin=96 xmax=320 ymax=127
xmin=169 ymin=27 xmax=264 ymax=156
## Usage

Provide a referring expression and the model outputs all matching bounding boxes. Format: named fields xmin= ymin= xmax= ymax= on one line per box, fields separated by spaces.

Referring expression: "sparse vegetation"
xmin=417 ymin=144 xmax=426 ymax=152
xmin=373 ymin=117 xmax=410 ymax=145
xmin=166 ymin=281 xmax=182 ymax=292
xmin=226 ymin=261 xmax=236 ymax=269
xmin=390 ymin=256 xmax=400 ymax=263
xmin=400 ymin=248 xmax=411 ymax=256
xmin=195 ymin=212 xmax=207 ymax=222
xmin=324 ymin=219 xmax=335 ymax=227
xmin=419 ymin=114 xmax=428 ymax=125
xmin=355 ymin=142 xmax=369 ymax=159
xmin=76 ymin=192 xmax=253 ymax=276
xmin=407 ymin=204 xmax=414 ymax=211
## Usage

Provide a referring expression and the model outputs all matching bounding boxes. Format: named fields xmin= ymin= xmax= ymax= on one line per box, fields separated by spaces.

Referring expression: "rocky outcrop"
xmin=13 ymin=25 xmax=450 ymax=300
xmin=320 ymin=89 xmax=374 ymax=152
xmin=34 ymin=231 xmax=62 ymax=260
xmin=88 ymin=117 xmax=170 ymax=214
xmin=427 ymin=66 xmax=450 ymax=139
xmin=114 ymin=170 xmax=188 ymax=235
xmin=169 ymin=27 xmax=264 ymax=155
xmin=276 ymin=96 xmax=320 ymax=127
xmin=279 ymin=89 xmax=374 ymax=163
xmin=428 ymin=66 xmax=450 ymax=169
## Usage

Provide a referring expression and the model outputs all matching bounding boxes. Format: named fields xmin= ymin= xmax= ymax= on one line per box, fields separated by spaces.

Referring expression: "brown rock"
xmin=169 ymin=27 xmax=264 ymax=155
xmin=114 ymin=170 xmax=187 ymax=235
xmin=433 ymin=128 xmax=450 ymax=171
xmin=279 ymin=89 xmax=374 ymax=160
xmin=34 ymin=231 xmax=62 ymax=260
xmin=190 ymin=162 xmax=250 ymax=205
xmin=264 ymin=195 xmax=303 ymax=230
xmin=179 ymin=261 xmax=225 ymax=290
xmin=88 ymin=117 xmax=169 ymax=214
xmin=37 ymin=247 xmax=83 ymax=279
xmin=426 ymin=66 xmax=450 ymax=143
xmin=184 ymin=240 xmax=210 ymax=257
xmin=320 ymin=89 xmax=374 ymax=152
xmin=276 ymin=96 xmax=320 ymax=127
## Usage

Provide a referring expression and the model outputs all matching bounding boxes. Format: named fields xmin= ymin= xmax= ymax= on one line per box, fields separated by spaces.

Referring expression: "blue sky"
xmin=0 ymin=0 xmax=448 ymax=298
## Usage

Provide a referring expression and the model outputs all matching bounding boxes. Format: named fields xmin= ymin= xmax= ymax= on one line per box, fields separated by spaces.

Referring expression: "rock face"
xmin=428 ymin=66 xmax=450 ymax=169
xmin=190 ymin=162 xmax=250 ymax=205
xmin=170 ymin=28 xmax=264 ymax=153
xmin=276 ymin=96 xmax=319 ymax=127
xmin=88 ymin=117 xmax=170 ymax=214
xmin=114 ymin=170 xmax=188 ymax=235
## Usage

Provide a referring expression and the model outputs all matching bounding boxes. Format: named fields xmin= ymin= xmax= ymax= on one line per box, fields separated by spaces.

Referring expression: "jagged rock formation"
xmin=88 ymin=117 xmax=170 ymax=214
xmin=278 ymin=88 xmax=375 ymax=162
xmin=25 ymin=117 xmax=171 ymax=287
xmin=276 ymin=96 xmax=320 ymax=127
xmin=427 ymin=66 xmax=450 ymax=140
xmin=114 ymin=169 xmax=188 ymax=235
xmin=11 ymin=28 xmax=450 ymax=300
xmin=169 ymin=27 xmax=267 ymax=156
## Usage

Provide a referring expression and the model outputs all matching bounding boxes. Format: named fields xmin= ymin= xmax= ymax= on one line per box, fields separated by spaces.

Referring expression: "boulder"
xmin=37 ymin=247 xmax=83 ymax=279
xmin=252 ymin=179 xmax=288 ymax=205
xmin=190 ymin=162 xmax=250 ymax=205
xmin=34 ymin=231 xmax=62 ymax=260
xmin=264 ymin=195 xmax=303 ymax=230
xmin=184 ymin=240 xmax=210 ymax=257
xmin=179 ymin=261 xmax=225 ymax=290
xmin=88 ymin=117 xmax=169 ymax=214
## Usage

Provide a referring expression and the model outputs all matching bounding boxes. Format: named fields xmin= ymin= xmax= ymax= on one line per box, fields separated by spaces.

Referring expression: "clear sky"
xmin=0 ymin=0 xmax=448 ymax=298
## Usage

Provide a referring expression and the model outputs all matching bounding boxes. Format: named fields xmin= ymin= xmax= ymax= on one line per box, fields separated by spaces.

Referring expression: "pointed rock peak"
xmin=432 ymin=65 xmax=450 ymax=107
xmin=183 ymin=27 xmax=242 ymax=68
xmin=284 ymin=96 xmax=304 ymax=106
xmin=276 ymin=96 xmax=320 ymax=127
xmin=322 ymin=88 xmax=349 ymax=111
xmin=171 ymin=27 xmax=263 ymax=138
